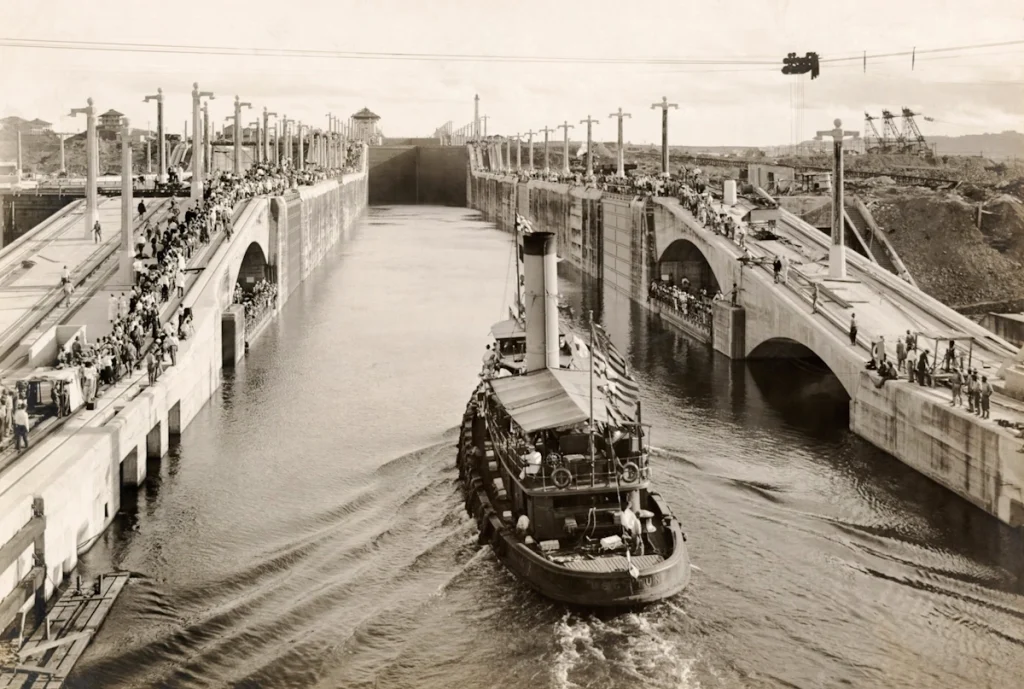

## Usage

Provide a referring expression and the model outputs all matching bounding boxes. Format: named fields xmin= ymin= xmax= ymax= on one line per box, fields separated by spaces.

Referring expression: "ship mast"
xmin=588 ymin=310 xmax=596 ymax=470
xmin=515 ymin=226 xmax=523 ymax=319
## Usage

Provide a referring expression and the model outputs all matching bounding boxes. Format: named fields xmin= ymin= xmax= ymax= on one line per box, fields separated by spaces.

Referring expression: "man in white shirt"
xmin=13 ymin=402 xmax=29 ymax=451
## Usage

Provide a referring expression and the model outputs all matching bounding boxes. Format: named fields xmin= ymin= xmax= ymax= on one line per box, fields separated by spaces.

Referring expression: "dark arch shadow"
xmin=658 ymin=238 xmax=721 ymax=294
xmin=236 ymin=241 xmax=269 ymax=292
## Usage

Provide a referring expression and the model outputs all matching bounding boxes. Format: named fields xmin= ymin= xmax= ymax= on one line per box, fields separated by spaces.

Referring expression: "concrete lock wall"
xmin=368 ymin=146 xmax=468 ymax=206
xmin=0 ymin=168 xmax=368 ymax=623
xmin=466 ymin=168 xmax=1024 ymax=530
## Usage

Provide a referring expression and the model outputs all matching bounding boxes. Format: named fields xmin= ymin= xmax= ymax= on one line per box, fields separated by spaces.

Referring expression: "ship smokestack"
xmin=523 ymin=231 xmax=561 ymax=372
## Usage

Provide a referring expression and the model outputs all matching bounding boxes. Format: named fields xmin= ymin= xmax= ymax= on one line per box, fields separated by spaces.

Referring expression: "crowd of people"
xmin=234 ymin=279 xmax=279 ymax=334
xmin=648 ymin=279 xmax=720 ymax=332
xmin=2 ymin=151 xmax=368 ymax=454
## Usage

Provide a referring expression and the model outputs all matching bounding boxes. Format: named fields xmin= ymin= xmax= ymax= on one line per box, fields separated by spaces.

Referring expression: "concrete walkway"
xmin=697 ymin=196 xmax=1024 ymax=437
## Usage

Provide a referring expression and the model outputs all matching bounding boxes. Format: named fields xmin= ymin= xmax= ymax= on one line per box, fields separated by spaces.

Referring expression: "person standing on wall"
xmin=13 ymin=401 xmax=29 ymax=451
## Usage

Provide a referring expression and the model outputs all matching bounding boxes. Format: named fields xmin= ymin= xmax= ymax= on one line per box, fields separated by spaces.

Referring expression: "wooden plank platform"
xmin=0 ymin=572 xmax=129 ymax=689
xmin=558 ymin=553 xmax=664 ymax=573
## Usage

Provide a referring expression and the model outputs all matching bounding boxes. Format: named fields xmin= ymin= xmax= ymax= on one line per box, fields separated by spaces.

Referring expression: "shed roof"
xmin=488 ymin=368 xmax=609 ymax=432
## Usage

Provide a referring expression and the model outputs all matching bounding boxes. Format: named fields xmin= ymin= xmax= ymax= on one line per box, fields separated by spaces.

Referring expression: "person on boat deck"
xmin=481 ymin=344 xmax=498 ymax=376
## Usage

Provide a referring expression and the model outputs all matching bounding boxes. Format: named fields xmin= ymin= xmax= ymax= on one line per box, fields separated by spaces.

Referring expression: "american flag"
xmin=513 ymin=214 xmax=533 ymax=319
xmin=590 ymin=324 xmax=640 ymax=426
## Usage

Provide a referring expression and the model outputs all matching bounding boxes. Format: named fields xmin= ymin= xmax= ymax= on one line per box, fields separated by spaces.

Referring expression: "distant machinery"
xmin=863 ymin=108 xmax=930 ymax=154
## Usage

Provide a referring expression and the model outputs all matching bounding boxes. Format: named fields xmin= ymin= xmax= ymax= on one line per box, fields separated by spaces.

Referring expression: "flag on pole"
xmin=591 ymin=323 xmax=640 ymax=425
xmin=513 ymin=213 xmax=534 ymax=319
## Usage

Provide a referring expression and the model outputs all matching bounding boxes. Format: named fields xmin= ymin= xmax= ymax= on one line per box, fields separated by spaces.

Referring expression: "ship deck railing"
xmin=486 ymin=421 xmax=650 ymax=492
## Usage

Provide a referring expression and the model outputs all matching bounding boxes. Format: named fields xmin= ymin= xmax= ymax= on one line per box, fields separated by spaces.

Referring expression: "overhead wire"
xmin=0 ymin=36 xmax=1022 ymax=69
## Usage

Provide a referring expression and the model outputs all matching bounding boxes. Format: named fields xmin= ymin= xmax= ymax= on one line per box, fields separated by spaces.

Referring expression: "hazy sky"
xmin=1 ymin=0 xmax=1022 ymax=146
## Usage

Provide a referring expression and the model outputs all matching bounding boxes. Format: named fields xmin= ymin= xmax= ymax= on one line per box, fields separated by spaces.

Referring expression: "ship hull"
xmin=456 ymin=401 xmax=691 ymax=608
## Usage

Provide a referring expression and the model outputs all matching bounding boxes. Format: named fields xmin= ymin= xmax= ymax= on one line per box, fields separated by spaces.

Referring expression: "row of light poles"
xmin=475 ymin=100 xmax=859 ymax=280
xmin=65 ymin=83 xmax=352 ymax=259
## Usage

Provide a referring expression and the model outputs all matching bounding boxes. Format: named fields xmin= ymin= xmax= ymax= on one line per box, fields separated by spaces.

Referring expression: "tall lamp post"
xmin=525 ymin=129 xmax=536 ymax=170
xmin=143 ymin=88 xmax=165 ymax=183
xmin=539 ymin=126 xmax=554 ymax=175
xmin=651 ymin=96 xmax=678 ymax=177
xmin=248 ymin=120 xmax=261 ymax=164
xmin=297 ymin=122 xmax=306 ymax=170
xmin=69 ymin=98 xmax=97 ymax=238
xmin=608 ymin=107 xmax=632 ymax=178
xmin=233 ymin=95 xmax=252 ymax=174
xmin=815 ymin=118 xmax=860 ymax=280
xmin=202 ymin=102 xmax=211 ymax=175
xmin=117 ymin=118 xmax=135 ymax=284
xmin=579 ymin=116 xmax=600 ymax=177
xmin=557 ymin=121 xmax=574 ymax=175
xmin=191 ymin=83 xmax=215 ymax=201
xmin=263 ymin=108 xmax=277 ymax=165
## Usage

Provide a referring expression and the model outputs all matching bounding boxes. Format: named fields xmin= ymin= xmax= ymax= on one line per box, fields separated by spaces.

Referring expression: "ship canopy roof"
xmin=490 ymin=316 xmax=571 ymax=342
xmin=488 ymin=368 xmax=610 ymax=432
xmin=490 ymin=317 xmax=526 ymax=340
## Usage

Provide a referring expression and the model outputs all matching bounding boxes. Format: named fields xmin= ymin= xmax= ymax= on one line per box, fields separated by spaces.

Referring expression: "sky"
xmin=0 ymin=0 xmax=1022 ymax=147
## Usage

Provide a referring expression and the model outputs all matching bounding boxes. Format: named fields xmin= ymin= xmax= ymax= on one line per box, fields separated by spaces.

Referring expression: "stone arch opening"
xmin=658 ymin=239 xmax=721 ymax=295
xmin=747 ymin=337 xmax=852 ymax=408
xmin=236 ymin=241 xmax=269 ymax=294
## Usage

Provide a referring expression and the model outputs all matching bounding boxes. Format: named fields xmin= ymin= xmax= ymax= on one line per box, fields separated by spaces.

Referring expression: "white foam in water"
xmin=550 ymin=612 xmax=703 ymax=689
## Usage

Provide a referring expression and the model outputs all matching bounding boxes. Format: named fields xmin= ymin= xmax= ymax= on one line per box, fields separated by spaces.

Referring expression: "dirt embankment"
xmin=868 ymin=190 xmax=1024 ymax=310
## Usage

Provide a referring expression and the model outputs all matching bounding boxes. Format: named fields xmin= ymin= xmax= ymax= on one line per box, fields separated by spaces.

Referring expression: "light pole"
xmin=297 ymin=121 xmax=306 ymax=170
xmin=651 ymin=96 xmax=678 ymax=177
xmin=281 ymin=115 xmax=291 ymax=166
xmin=263 ymin=108 xmax=277 ymax=164
xmin=325 ymin=114 xmax=333 ymax=168
xmin=557 ymin=121 xmax=574 ymax=175
xmin=145 ymin=131 xmax=152 ymax=174
xmin=143 ymin=88 xmax=165 ymax=183
xmin=248 ymin=120 xmax=260 ymax=164
xmin=515 ymin=133 xmax=521 ymax=171
xmin=118 ymin=117 xmax=135 ymax=284
xmin=579 ymin=116 xmax=600 ymax=177
xmin=202 ymin=102 xmax=210 ymax=175
xmin=815 ymin=118 xmax=860 ymax=280
xmin=525 ymin=129 xmax=536 ymax=170
xmin=473 ymin=94 xmax=480 ymax=140
xmin=609 ymin=107 xmax=632 ymax=178
xmin=539 ymin=126 xmax=554 ymax=174
xmin=69 ymin=98 xmax=97 ymax=238
xmin=233 ymin=95 xmax=252 ymax=175
xmin=191 ymin=82 xmax=215 ymax=201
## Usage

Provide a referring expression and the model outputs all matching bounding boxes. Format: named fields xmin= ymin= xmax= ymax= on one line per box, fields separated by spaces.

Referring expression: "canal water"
xmin=73 ymin=206 xmax=1024 ymax=689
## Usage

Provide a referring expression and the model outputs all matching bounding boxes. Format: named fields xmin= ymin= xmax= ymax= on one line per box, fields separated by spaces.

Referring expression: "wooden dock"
xmin=0 ymin=572 xmax=130 ymax=688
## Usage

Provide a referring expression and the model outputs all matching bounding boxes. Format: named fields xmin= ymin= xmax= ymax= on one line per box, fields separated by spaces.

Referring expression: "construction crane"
xmin=900 ymin=108 xmax=929 ymax=153
xmin=881 ymin=110 xmax=906 ymax=152
xmin=864 ymin=113 xmax=886 ymax=152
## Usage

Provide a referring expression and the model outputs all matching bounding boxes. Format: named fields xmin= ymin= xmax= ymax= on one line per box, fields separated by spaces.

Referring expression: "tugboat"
xmin=456 ymin=229 xmax=691 ymax=606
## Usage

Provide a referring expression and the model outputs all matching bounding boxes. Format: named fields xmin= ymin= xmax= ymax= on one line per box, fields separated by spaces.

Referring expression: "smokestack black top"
xmin=523 ymin=231 xmax=555 ymax=256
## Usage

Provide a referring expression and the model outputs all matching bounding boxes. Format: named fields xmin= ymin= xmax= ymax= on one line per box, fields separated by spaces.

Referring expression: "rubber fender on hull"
xmin=478 ymin=515 xmax=495 ymax=545
xmin=466 ymin=490 xmax=480 ymax=518
xmin=474 ymin=499 xmax=491 ymax=527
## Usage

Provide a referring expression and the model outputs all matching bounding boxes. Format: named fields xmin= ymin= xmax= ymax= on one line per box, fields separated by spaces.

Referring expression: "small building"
xmin=747 ymin=163 xmax=796 ymax=192
xmin=350 ymin=107 xmax=382 ymax=145
xmin=97 ymin=109 xmax=125 ymax=133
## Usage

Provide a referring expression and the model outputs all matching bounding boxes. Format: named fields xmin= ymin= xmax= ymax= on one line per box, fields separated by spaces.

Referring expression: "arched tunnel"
xmin=658 ymin=239 xmax=721 ymax=295
xmin=747 ymin=337 xmax=852 ymax=426
xmin=237 ymin=241 xmax=270 ymax=293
